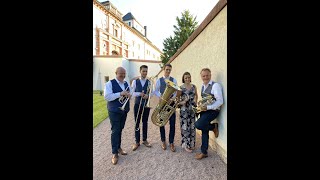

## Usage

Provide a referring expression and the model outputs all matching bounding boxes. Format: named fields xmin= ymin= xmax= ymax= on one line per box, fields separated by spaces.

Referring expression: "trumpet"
xmin=119 ymin=86 xmax=133 ymax=111
xmin=119 ymin=86 xmax=130 ymax=104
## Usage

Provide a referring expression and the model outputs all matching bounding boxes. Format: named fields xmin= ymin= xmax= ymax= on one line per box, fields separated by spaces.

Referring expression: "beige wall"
xmin=162 ymin=5 xmax=227 ymax=163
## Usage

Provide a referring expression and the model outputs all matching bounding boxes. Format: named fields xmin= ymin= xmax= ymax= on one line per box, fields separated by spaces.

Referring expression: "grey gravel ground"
xmin=93 ymin=98 xmax=227 ymax=180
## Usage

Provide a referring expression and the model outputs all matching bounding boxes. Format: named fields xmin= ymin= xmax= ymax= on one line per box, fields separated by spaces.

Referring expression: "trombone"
xmin=135 ymin=78 xmax=153 ymax=131
xmin=145 ymin=77 xmax=154 ymax=108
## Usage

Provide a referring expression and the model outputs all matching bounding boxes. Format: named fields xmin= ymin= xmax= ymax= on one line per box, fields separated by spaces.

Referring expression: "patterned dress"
xmin=179 ymin=84 xmax=196 ymax=149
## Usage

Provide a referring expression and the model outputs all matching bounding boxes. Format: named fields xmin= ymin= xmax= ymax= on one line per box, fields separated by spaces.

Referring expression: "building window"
xmin=132 ymin=52 xmax=134 ymax=57
xmin=114 ymin=29 xmax=118 ymax=37
xmin=104 ymin=76 xmax=109 ymax=83
xmin=153 ymin=54 xmax=155 ymax=58
xmin=128 ymin=22 xmax=131 ymax=26
xmin=132 ymin=41 xmax=135 ymax=47
xmin=138 ymin=44 xmax=140 ymax=50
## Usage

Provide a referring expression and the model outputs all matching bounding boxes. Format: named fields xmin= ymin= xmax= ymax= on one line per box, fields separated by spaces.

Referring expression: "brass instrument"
xmin=119 ymin=86 xmax=133 ymax=111
xmin=177 ymin=92 xmax=190 ymax=109
xmin=151 ymin=79 xmax=182 ymax=127
xmin=135 ymin=81 xmax=152 ymax=131
xmin=193 ymin=93 xmax=215 ymax=113
xmin=118 ymin=86 xmax=130 ymax=104
xmin=135 ymin=77 xmax=154 ymax=131
xmin=134 ymin=90 xmax=145 ymax=131
xmin=145 ymin=76 xmax=155 ymax=108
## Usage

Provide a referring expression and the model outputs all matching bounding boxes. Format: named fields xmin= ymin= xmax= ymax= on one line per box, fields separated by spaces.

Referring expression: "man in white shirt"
xmin=153 ymin=64 xmax=178 ymax=152
xmin=131 ymin=65 xmax=152 ymax=151
xmin=104 ymin=67 xmax=131 ymax=165
xmin=195 ymin=68 xmax=224 ymax=160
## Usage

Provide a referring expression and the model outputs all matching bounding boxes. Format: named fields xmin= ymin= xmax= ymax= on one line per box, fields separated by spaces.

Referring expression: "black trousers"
xmin=195 ymin=110 xmax=219 ymax=154
xmin=109 ymin=111 xmax=127 ymax=154
xmin=134 ymin=103 xmax=151 ymax=143
xmin=159 ymin=112 xmax=176 ymax=144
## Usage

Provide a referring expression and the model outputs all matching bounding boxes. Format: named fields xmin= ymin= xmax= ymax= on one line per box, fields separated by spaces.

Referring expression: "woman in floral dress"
xmin=179 ymin=72 xmax=198 ymax=152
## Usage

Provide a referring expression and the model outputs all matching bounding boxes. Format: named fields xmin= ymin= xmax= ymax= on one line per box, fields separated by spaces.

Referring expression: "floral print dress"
xmin=179 ymin=84 xmax=196 ymax=149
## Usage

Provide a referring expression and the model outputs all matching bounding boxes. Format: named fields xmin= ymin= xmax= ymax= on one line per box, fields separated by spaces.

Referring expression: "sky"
xmin=98 ymin=0 xmax=219 ymax=51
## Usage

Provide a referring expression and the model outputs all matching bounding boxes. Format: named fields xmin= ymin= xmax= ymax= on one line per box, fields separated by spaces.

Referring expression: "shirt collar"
xmin=115 ymin=78 xmax=125 ymax=84
xmin=203 ymin=80 xmax=213 ymax=87
xmin=163 ymin=75 xmax=170 ymax=79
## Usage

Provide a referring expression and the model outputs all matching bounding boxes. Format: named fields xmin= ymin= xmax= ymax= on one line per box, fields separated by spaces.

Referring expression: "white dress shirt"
xmin=131 ymin=77 xmax=154 ymax=97
xmin=202 ymin=80 xmax=223 ymax=110
xmin=153 ymin=76 xmax=178 ymax=99
xmin=104 ymin=78 xmax=131 ymax=101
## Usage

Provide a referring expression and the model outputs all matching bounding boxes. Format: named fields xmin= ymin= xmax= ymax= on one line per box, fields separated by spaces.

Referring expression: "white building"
xmin=93 ymin=0 xmax=162 ymax=60
xmin=93 ymin=0 xmax=163 ymax=90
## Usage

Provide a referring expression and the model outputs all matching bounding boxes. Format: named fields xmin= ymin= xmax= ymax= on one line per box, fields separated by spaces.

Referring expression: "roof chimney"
xmin=144 ymin=26 xmax=147 ymax=37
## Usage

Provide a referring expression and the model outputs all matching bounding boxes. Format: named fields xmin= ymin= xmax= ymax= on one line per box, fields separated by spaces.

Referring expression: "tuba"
xmin=151 ymin=79 xmax=182 ymax=127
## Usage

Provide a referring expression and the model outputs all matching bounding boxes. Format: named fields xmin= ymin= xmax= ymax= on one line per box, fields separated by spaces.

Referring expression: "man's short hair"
xmin=200 ymin=68 xmax=211 ymax=73
xmin=140 ymin=65 xmax=148 ymax=71
xmin=164 ymin=64 xmax=172 ymax=69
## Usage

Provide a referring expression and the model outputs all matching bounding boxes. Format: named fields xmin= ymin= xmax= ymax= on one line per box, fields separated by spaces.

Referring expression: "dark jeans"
xmin=134 ymin=103 xmax=150 ymax=143
xmin=160 ymin=112 xmax=176 ymax=144
xmin=195 ymin=110 xmax=219 ymax=154
xmin=109 ymin=111 xmax=127 ymax=154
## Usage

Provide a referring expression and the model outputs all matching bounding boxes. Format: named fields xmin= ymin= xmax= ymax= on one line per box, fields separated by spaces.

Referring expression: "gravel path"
xmin=93 ymin=98 xmax=227 ymax=180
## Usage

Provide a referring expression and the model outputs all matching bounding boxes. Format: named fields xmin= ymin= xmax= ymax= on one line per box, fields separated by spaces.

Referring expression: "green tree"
xmin=161 ymin=10 xmax=198 ymax=65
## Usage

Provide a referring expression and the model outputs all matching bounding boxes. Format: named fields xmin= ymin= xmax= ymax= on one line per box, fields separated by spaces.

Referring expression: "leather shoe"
xmin=170 ymin=143 xmax=176 ymax=152
xmin=118 ymin=148 xmax=127 ymax=155
xmin=142 ymin=141 xmax=152 ymax=147
xmin=161 ymin=141 xmax=167 ymax=150
xmin=111 ymin=154 xmax=118 ymax=165
xmin=195 ymin=153 xmax=208 ymax=160
xmin=213 ymin=123 xmax=219 ymax=138
xmin=132 ymin=143 xmax=140 ymax=151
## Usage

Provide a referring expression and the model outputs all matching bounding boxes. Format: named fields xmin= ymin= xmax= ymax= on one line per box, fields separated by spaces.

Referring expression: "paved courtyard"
xmin=93 ymin=97 xmax=227 ymax=180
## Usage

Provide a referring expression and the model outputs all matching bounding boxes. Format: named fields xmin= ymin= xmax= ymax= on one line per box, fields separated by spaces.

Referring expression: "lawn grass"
xmin=93 ymin=91 xmax=108 ymax=128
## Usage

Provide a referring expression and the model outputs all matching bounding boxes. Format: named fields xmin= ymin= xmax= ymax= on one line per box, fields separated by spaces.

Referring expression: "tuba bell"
xmin=151 ymin=79 xmax=182 ymax=127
